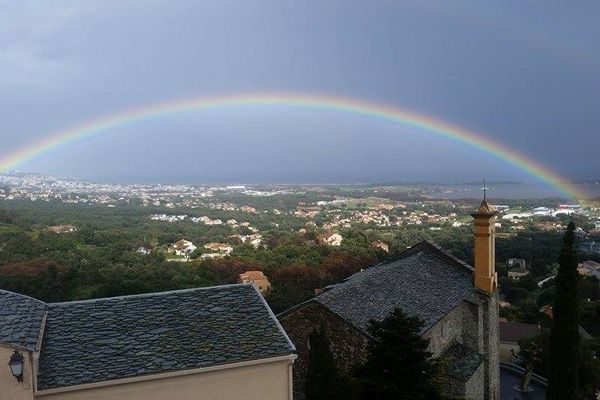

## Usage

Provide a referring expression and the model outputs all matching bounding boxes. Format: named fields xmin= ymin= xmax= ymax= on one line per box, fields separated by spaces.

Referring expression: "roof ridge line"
xmin=251 ymin=284 xmax=297 ymax=352
xmin=403 ymin=240 xmax=474 ymax=273
xmin=48 ymin=283 xmax=251 ymax=306
xmin=0 ymin=289 xmax=49 ymax=307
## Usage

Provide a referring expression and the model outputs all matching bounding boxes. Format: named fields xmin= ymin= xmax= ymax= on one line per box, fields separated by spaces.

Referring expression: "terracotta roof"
xmin=240 ymin=271 xmax=268 ymax=281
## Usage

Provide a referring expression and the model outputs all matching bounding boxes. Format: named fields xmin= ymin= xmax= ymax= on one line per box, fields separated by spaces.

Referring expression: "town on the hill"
xmin=1 ymin=173 xmax=599 ymax=399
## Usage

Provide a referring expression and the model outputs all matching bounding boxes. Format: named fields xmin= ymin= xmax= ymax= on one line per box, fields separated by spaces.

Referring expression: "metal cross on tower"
xmin=482 ymin=179 xmax=488 ymax=200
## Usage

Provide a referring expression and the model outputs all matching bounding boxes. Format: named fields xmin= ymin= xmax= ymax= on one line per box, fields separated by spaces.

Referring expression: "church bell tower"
xmin=471 ymin=188 xmax=501 ymax=399
xmin=471 ymin=193 xmax=498 ymax=293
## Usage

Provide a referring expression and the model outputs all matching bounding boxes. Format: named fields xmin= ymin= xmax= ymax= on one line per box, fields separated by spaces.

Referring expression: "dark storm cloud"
xmin=1 ymin=0 xmax=599 ymax=183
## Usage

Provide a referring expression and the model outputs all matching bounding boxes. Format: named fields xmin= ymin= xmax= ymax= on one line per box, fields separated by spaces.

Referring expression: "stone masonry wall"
xmin=462 ymin=298 xmax=484 ymax=354
xmin=279 ymin=302 xmax=368 ymax=400
xmin=426 ymin=302 xmax=487 ymax=399
xmin=424 ymin=304 xmax=465 ymax=357
xmin=280 ymin=295 xmax=498 ymax=400
xmin=478 ymin=291 xmax=500 ymax=400
xmin=439 ymin=362 xmax=484 ymax=400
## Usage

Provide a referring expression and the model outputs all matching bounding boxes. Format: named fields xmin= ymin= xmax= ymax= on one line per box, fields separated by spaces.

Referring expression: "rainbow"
xmin=0 ymin=92 xmax=587 ymax=199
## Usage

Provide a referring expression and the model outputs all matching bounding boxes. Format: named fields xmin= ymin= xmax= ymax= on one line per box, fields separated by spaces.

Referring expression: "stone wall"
xmin=424 ymin=304 xmax=465 ymax=357
xmin=462 ymin=298 xmax=484 ymax=353
xmin=478 ymin=291 xmax=500 ymax=400
xmin=463 ymin=363 xmax=485 ymax=400
xmin=279 ymin=293 xmax=499 ymax=400
xmin=439 ymin=362 xmax=484 ymax=400
xmin=278 ymin=302 xmax=368 ymax=400
xmin=425 ymin=302 xmax=488 ymax=400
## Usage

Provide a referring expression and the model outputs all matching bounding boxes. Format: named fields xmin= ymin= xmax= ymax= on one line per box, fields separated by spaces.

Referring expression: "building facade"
xmin=279 ymin=199 xmax=500 ymax=400
xmin=0 ymin=284 xmax=296 ymax=400
xmin=239 ymin=271 xmax=272 ymax=294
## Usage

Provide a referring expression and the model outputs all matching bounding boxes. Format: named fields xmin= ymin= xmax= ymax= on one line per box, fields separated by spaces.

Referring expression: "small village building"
xmin=507 ymin=258 xmax=526 ymax=269
xmin=204 ymin=242 xmax=234 ymax=254
xmin=167 ymin=239 xmax=197 ymax=257
xmin=370 ymin=240 xmax=389 ymax=252
xmin=200 ymin=253 xmax=226 ymax=259
xmin=201 ymin=243 xmax=234 ymax=259
xmin=499 ymin=321 xmax=540 ymax=362
xmin=539 ymin=304 xmax=553 ymax=319
xmin=316 ymin=233 xmax=342 ymax=246
xmin=508 ymin=267 xmax=530 ymax=280
xmin=579 ymin=241 xmax=600 ymax=254
xmin=578 ymin=260 xmax=600 ymax=278
xmin=279 ymin=199 xmax=501 ymax=400
xmin=239 ymin=271 xmax=272 ymax=294
xmin=137 ymin=246 xmax=152 ymax=255
xmin=0 ymin=285 xmax=296 ymax=400
xmin=49 ymin=224 xmax=77 ymax=234
xmin=239 ymin=234 xmax=263 ymax=249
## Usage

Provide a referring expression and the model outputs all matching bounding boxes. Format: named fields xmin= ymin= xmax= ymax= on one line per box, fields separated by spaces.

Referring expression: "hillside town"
xmin=1 ymin=173 xmax=599 ymax=233
xmin=1 ymin=174 xmax=600 ymax=399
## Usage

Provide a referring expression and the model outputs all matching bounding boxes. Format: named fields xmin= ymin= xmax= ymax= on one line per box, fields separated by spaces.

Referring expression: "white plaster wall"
xmin=0 ymin=345 xmax=35 ymax=400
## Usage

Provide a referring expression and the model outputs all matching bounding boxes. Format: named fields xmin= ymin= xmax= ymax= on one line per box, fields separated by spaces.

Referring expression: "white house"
xmin=137 ymin=246 xmax=152 ymax=255
xmin=317 ymin=233 xmax=343 ymax=246
xmin=168 ymin=240 xmax=197 ymax=257
xmin=204 ymin=242 xmax=234 ymax=254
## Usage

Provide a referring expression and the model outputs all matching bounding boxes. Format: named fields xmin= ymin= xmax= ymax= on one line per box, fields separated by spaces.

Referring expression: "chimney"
xmin=470 ymin=197 xmax=498 ymax=293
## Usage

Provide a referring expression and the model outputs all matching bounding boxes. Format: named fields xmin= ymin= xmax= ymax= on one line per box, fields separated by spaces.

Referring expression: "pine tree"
xmin=547 ymin=221 xmax=580 ymax=399
xmin=304 ymin=324 xmax=338 ymax=400
xmin=354 ymin=308 xmax=441 ymax=400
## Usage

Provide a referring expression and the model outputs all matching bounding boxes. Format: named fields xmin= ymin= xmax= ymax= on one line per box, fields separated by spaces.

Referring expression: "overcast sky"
xmin=1 ymin=1 xmax=599 ymax=184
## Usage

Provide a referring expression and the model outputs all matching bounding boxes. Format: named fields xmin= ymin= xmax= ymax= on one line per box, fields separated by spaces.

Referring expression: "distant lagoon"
xmin=426 ymin=182 xmax=600 ymax=200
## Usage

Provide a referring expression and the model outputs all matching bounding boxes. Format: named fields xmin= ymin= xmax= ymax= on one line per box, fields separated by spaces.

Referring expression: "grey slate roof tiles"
xmin=313 ymin=241 xmax=474 ymax=333
xmin=441 ymin=342 xmax=484 ymax=381
xmin=25 ymin=284 xmax=294 ymax=390
xmin=0 ymin=290 xmax=47 ymax=350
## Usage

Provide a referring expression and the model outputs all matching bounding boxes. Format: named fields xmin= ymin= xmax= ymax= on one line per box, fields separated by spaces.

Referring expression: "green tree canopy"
xmin=305 ymin=324 xmax=338 ymax=400
xmin=547 ymin=221 xmax=580 ymax=399
xmin=354 ymin=308 xmax=441 ymax=400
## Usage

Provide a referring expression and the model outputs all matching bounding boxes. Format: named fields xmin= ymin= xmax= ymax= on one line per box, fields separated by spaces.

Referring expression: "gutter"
xmin=36 ymin=353 xmax=297 ymax=396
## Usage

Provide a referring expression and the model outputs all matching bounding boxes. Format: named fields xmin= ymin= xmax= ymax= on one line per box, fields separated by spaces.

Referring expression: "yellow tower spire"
xmin=471 ymin=184 xmax=498 ymax=293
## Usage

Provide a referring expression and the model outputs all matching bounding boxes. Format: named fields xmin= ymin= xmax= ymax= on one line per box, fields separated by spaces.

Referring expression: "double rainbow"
xmin=0 ymin=92 xmax=586 ymax=199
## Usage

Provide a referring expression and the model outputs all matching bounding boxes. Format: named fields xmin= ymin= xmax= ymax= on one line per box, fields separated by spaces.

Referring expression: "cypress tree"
xmin=547 ymin=221 xmax=580 ymax=399
xmin=304 ymin=324 xmax=338 ymax=400
xmin=354 ymin=308 xmax=441 ymax=400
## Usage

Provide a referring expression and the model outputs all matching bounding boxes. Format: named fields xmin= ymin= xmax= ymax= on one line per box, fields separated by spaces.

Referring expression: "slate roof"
xmin=441 ymin=342 xmax=484 ymax=382
xmin=36 ymin=284 xmax=294 ymax=390
xmin=0 ymin=290 xmax=47 ymax=351
xmin=299 ymin=241 xmax=475 ymax=333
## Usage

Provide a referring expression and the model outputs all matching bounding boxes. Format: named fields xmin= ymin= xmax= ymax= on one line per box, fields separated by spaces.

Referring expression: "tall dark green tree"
xmin=304 ymin=324 xmax=338 ymax=400
xmin=547 ymin=221 xmax=580 ymax=399
xmin=354 ymin=308 xmax=441 ymax=400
